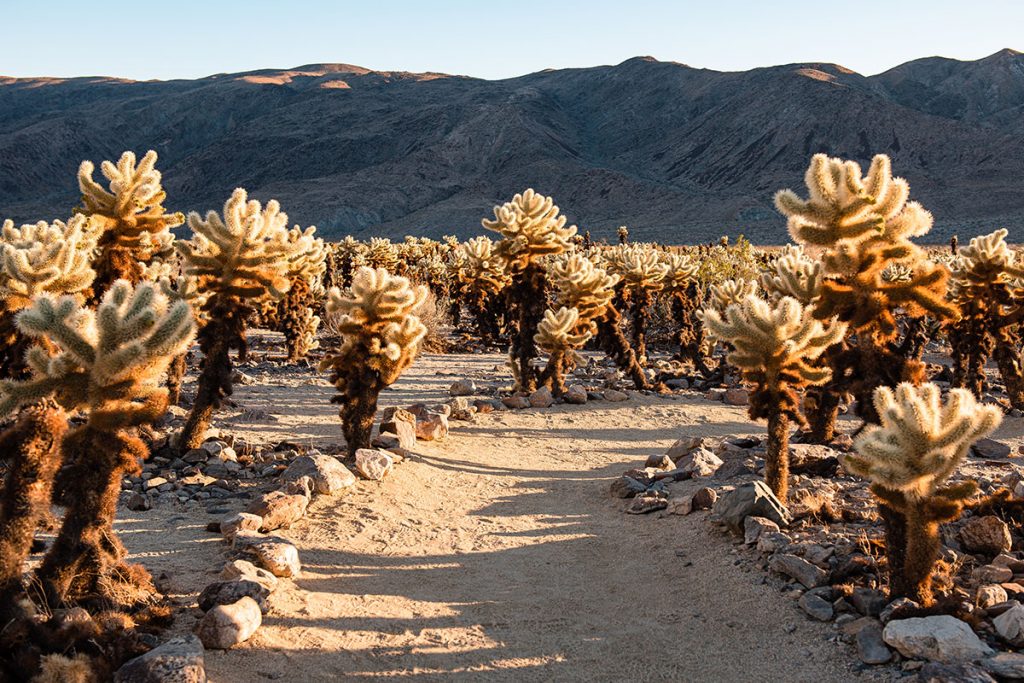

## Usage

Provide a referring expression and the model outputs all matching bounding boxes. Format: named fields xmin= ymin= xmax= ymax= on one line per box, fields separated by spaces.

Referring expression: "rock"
xmin=282 ymin=453 xmax=356 ymax=496
xmin=856 ymin=623 xmax=893 ymax=664
xmin=625 ymin=493 xmax=668 ymax=514
xmin=604 ymin=389 xmax=629 ymax=402
xmin=706 ymin=388 xmax=726 ymax=401
xmin=743 ymin=516 xmax=781 ymax=545
xmin=691 ymin=487 xmax=717 ymax=510
xmin=994 ymin=603 xmax=1024 ymax=645
xmin=372 ymin=432 xmax=401 ymax=449
xmin=883 ymin=615 xmax=994 ymax=663
xmin=992 ymin=553 xmax=1024 ymax=572
xmin=961 ymin=516 xmax=1012 ymax=555
xmin=448 ymin=396 xmax=477 ymax=420
xmin=917 ymin=662 xmax=996 ymax=682
xmin=666 ymin=436 xmax=704 ymax=459
xmin=976 ymin=584 xmax=1008 ymax=609
xmin=501 ymin=396 xmax=530 ymax=409
xmin=114 ymin=635 xmax=206 ymax=683
xmin=799 ymin=592 xmax=834 ymax=621
xmin=449 ymin=379 xmax=476 ymax=396
xmin=713 ymin=481 xmax=791 ymax=533
xmin=723 ymin=387 xmax=749 ymax=406
xmin=415 ymin=411 xmax=449 ymax=440
xmin=851 ymin=588 xmax=888 ymax=617
xmin=564 ymin=385 xmax=588 ymax=404
xmin=219 ymin=560 xmax=278 ymax=593
xmin=757 ymin=531 xmax=792 ymax=554
xmin=974 ymin=564 xmax=1014 ymax=584
xmin=126 ymin=493 xmax=151 ymax=511
xmin=769 ymin=553 xmax=828 ymax=588
xmin=981 ymin=652 xmax=1024 ymax=679
xmin=881 ymin=597 xmax=920 ymax=624
xmin=972 ymin=438 xmax=1012 ymax=459
xmin=145 ymin=477 xmax=168 ymax=491
xmin=198 ymin=580 xmax=270 ymax=613
xmin=609 ymin=475 xmax=647 ymax=499
xmin=644 ymin=454 xmax=675 ymax=471
xmin=666 ymin=497 xmax=694 ymax=515
xmin=528 ymin=386 xmax=555 ymax=408
xmin=676 ymin=448 xmax=723 ymax=478
xmin=196 ymin=597 xmax=262 ymax=649
xmin=355 ymin=449 xmax=394 ymax=481
xmin=183 ymin=449 xmax=210 ymax=465
xmin=235 ymin=534 xmax=301 ymax=577
xmin=219 ymin=512 xmax=263 ymax=540
xmin=244 ymin=490 xmax=309 ymax=532
xmin=379 ymin=408 xmax=418 ymax=449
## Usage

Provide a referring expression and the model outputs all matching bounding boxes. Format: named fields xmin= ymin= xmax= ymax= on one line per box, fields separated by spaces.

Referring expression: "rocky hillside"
xmin=1 ymin=50 xmax=1022 ymax=243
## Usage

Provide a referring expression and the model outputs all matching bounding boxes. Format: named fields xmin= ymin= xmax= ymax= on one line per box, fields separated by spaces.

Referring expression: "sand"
xmin=121 ymin=349 xmax=902 ymax=682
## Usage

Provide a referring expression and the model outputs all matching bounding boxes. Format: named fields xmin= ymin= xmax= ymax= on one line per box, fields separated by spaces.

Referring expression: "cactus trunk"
xmin=630 ymin=288 xmax=654 ymax=364
xmin=766 ymin=409 xmax=790 ymax=503
xmin=671 ymin=289 xmax=713 ymax=376
xmin=994 ymin=337 xmax=1024 ymax=411
xmin=804 ymin=386 xmax=840 ymax=443
xmin=166 ymin=353 xmax=187 ymax=406
xmin=597 ymin=307 xmax=650 ymax=390
xmin=506 ymin=263 xmax=546 ymax=392
xmin=0 ymin=403 xmax=65 ymax=619
xmin=338 ymin=363 xmax=384 ymax=457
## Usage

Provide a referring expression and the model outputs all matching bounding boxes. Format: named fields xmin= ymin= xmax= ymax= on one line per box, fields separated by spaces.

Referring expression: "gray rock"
xmin=198 ymin=580 xmax=270 ymax=613
xmin=691 ymin=487 xmax=717 ymax=510
xmin=645 ymin=454 xmax=675 ymax=471
xmin=723 ymin=387 xmax=749 ymax=406
xmin=609 ymin=475 xmax=647 ymax=499
xmin=713 ymin=481 xmax=791 ymax=533
xmin=799 ymin=592 xmax=834 ymax=621
xmin=114 ymin=635 xmax=206 ymax=683
xmin=744 ymin=516 xmax=781 ymax=545
xmin=604 ymin=389 xmax=629 ymax=402
xmin=769 ymin=553 xmax=827 ymax=588
xmin=981 ymin=652 xmax=1024 ymax=680
xmin=529 ymin=386 xmax=555 ymax=408
xmin=757 ymin=531 xmax=792 ymax=554
xmin=917 ymin=662 xmax=996 ymax=682
xmin=564 ymin=385 xmax=588 ymax=404
xmin=449 ymin=379 xmax=476 ymax=396
xmin=666 ymin=436 xmax=704 ymax=459
xmin=961 ymin=515 xmax=1013 ymax=555
xmin=625 ymin=493 xmax=668 ymax=514
xmin=281 ymin=453 xmax=356 ymax=496
xmin=972 ymin=438 xmax=1011 ymax=459
xmin=677 ymin=448 xmax=724 ymax=478
xmin=851 ymin=587 xmax=888 ymax=617
xmin=501 ymin=396 xmax=530 ymax=409
xmin=219 ymin=560 xmax=278 ymax=593
xmin=219 ymin=512 xmax=263 ymax=540
xmin=880 ymin=597 xmax=920 ymax=624
xmin=196 ymin=597 xmax=262 ymax=649
xmin=126 ymin=492 xmax=152 ymax=511
xmin=856 ymin=623 xmax=892 ymax=664
xmin=993 ymin=603 xmax=1024 ymax=645
xmin=355 ymin=449 xmax=394 ymax=481
xmin=973 ymin=564 xmax=1014 ymax=584
xmin=883 ymin=615 xmax=994 ymax=663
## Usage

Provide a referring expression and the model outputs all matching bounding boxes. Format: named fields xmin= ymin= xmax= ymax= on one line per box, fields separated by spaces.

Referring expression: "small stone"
xmin=114 ymin=635 xmax=205 ymax=683
xmin=380 ymin=408 xmax=418 ymax=449
xmin=604 ymin=389 xmax=629 ymax=402
xmin=609 ymin=475 xmax=647 ymax=499
xmin=564 ymin=385 xmax=588 ymax=404
xmin=706 ymin=388 xmax=726 ymax=401
xmin=244 ymin=490 xmax=309 ymax=532
xmin=183 ymin=449 xmax=210 ymax=464
xmin=666 ymin=436 xmax=704 ymax=459
xmin=281 ymin=453 xmax=356 ymax=496
xmin=145 ymin=477 xmax=168 ymax=491
xmin=769 ymin=553 xmax=828 ymax=588
xmin=502 ymin=396 xmax=530 ymax=409
xmin=981 ymin=652 xmax=1024 ymax=680
xmin=126 ymin=493 xmax=151 ymax=511
xmin=625 ymin=493 xmax=668 ymax=514
xmin=713 ymin=481 xmax=791 ymax=533
xmin=666 ymin=497 xmax=694 ymax=515
xmin=880 ymin=597 xmax=920 ymax=624
xmin=355 ymin=449 xmax=394 ymax=481
xmin=690 ymin=487 xmax=717 ymax=510
xmin=448 ymin=396 xmax=477 ymax=420
xmin=415 ymin=412 xmax=449 ymax=440
xmin=993 ymin=603 xmax=1024 ymax=645
xmin=851 ymin=587 xmax=888 ymax=617
xmin=449 ymin=379 xmax=476 ymax=396
xmin=198 ymin=580 xmax=270 ymax=613
xmin=723 ymin=387 xmax=749 ymax=406
xmin=196 ymin=597 xmax=261 ymax=649
xmin=676 ymin=448 xmax=724 ymax=478
xmin=856 ymin=623 xmax=893 ymax=664
xmin=917 ymin=662 xmax=996 ymax=682
xmin=219 ymin=512 xmax=263 ymax=540
xmin=960 ymin=515 xmax=1013 ymax=555
xmin=974 ymin=564 xmax=1014 ymax=584
xmin=235 ymin=533 xmax=301 ymax=577
xmin=972 ymin=438 xmax=1011 ymax=459
xmin=743 ymin=516 xmax=781 ymax=545
xmin=799 ymin=592 xmax=834 ymax=621
xmin=645 ymin=454 xmax=675 ymax=471
xmin=882 ymin=615 xmax=994 ymax=663
xmin=219 ymin=560 xmax=278 ymax=593
xmin=976 ymin=584 xmax=1008 ymax=609
xmin=529 ymin=386 xmax=555 ymax=408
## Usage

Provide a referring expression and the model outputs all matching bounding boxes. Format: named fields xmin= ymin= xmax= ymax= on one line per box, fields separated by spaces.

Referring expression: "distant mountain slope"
xmin=1 ymin=50 xmax=1022 ymax=243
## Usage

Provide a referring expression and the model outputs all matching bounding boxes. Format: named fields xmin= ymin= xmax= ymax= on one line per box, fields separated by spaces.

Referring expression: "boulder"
xmin=743 ymin=516 xmax=780 ymax=545
xmin=355 ymin=449 xmax=394 ymax=481
xmin=379 ymin=408 xmax=418 ymax=449
xmin=981 ymin=652 xmax=1024 ymax=680
xmin=281 ymin=453 xmax=356 ymax=496
xmin=245 ymin=490 xmax=309 ymax=532
xmin=993 ymin=603 xmax=1024 ymax=645
xmin=666 ymin=436 xmax=704 ymax=459
xmin=609 ymin=475 xmax=647 ymax=499
xmin=882 ymin=615 xmax=994 ymax=663
xmin=115 ymin=635 xmax=206 ymax=683
xmin=198 ymin=580 xmax=270 ymax=613
xmin=690 ymin=487 xmax=717 ymax=510
xmin=960 ymin=515 xmax=1012 ymax=555
xmin=856 ymin=623 xmax=892 ymax=664
xmin=713 ymin=481 xmax=791 ymax=533
xmin=676 ymin=448 xmax=723 ymax=478
xmin=972 ymin=438 xmax=1011 ymax=459
xmin=196 ymin=597 xmax=262 ymax=649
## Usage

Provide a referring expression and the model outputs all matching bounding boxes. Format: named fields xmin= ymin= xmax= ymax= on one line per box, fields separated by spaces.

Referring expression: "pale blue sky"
xmin=2 ymin=0 xmax=1021 ymax=80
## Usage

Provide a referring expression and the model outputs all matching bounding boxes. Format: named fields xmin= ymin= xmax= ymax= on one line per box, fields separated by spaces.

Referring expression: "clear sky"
xmin=2 ymin=0 xmax=1021 ymax=80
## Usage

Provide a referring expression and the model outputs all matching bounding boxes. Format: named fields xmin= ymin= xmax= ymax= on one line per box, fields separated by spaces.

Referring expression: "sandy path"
xmin=126 ymin=352 xmax=886 ymax=682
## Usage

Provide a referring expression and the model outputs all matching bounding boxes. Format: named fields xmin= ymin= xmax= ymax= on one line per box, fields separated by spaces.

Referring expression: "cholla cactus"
xmin=0 ymin=281 xmax=195 ymax=606
xmin=775 ymin=153 xmax=957 ymax=427
xmin=321 ymin=267 xmax=427 ymax=455
xmin=174 ymin=188 xmax=304 ymax=452
xmin=659 ymin=251 xmax=711 ymax=373
xmin=547 ymin=253 xmax=657 ymax=390
xmin=275 ymin=226 xmax=327 ymax=362
xmin=483 ymin=189 xmax=576 ymax=391
xmin=845 ymin=383 xmax=1001 ymax=604
xmin=946 ymin=229 xmax=1024 ymax=408
xmin=365 ymin=237 xmax=399 ymax=272
xmin=76 ymin=150 xmax=183 ymax=297
xmin=759 ymin=245 xmax=822 ymax=305
xmin=707 ymin=278 xmax=758 ymax=314
xmin=606 ymin=244 xmax=669 ymax=363
xmin=456 ymin=236 xmax=511 ymax=342
xmin=534 ymin=307 xmax=593 ymax=395
xmin=702 ymin=295 xmax=846 ymax=502
xmin=0 ymin=216 xmax=99 ymax=377
xmin=617 ymin=226 xmax=629 ymax=244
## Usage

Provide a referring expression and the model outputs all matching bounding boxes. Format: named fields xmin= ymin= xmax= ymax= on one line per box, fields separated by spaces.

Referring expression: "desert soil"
xmin=121 ymin=348 xmax=900 ymax=682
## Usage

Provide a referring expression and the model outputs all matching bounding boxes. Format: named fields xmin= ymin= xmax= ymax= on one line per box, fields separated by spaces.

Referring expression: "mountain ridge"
xmin=1 ymin=50 xmax=1022 ymax=243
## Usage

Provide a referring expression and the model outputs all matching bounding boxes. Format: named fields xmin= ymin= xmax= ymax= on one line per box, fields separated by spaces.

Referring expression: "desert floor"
xmin=118 ymin=347 xmax=926 ymax=682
